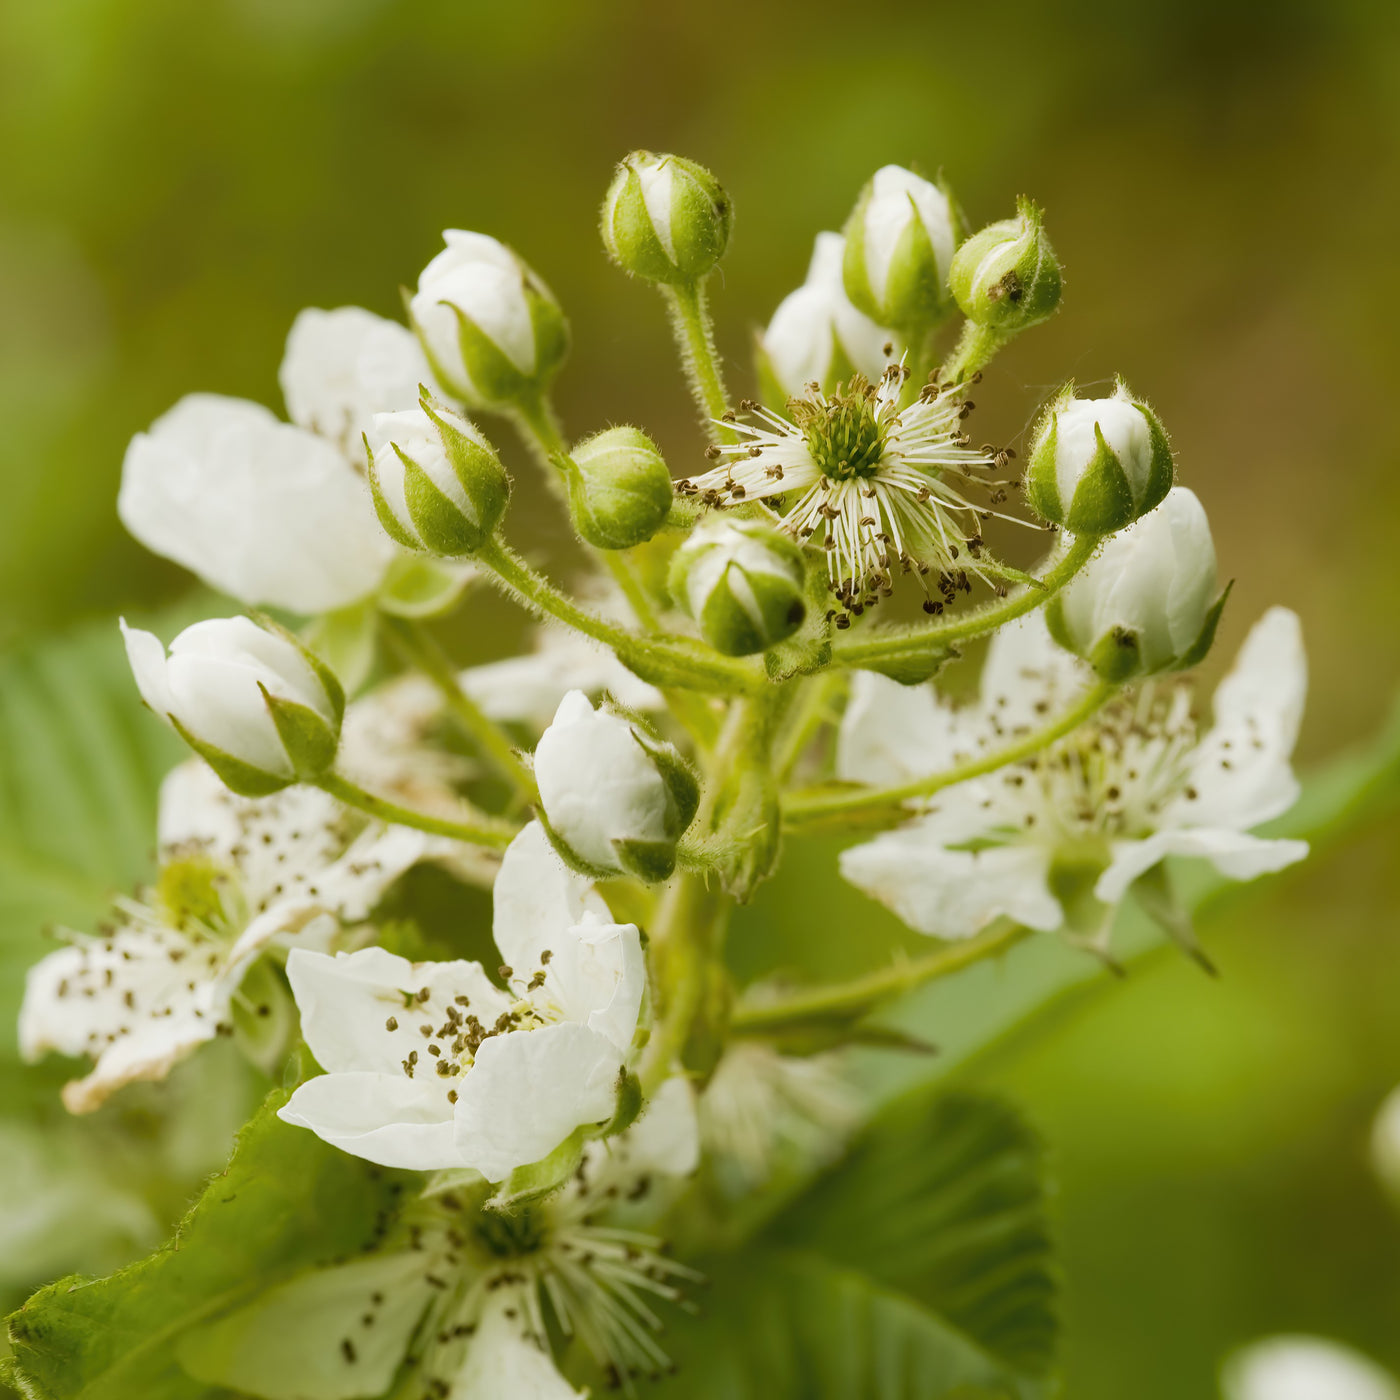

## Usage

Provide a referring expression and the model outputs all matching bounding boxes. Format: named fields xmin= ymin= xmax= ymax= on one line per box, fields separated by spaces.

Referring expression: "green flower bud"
xmin=1026 ymin=380 xmax=1174 ymax=536
xmin=1046 ymin=487 xmax=1225 ymax=681
xmin=563 ymin=426 xmax=674 ymax=550
xmin=601 ymin=151 xmax=732 ymax=285
xmin=841 ymin=165 xmax=958 ymax=331
xmin=366 ymin=393 xmax=510 ymax=557
xmin=668 ymin=519 xmax=806 ymax=657
xmin=949 ymin=197 xmax=1062 ymax=331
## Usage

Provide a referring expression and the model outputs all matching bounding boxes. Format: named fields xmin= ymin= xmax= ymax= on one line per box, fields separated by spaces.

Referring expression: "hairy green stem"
xmin=831 ymin=533 xmax=1099 ymax=670
xmin=316 ymin=771 xmax=519 ymax=849
xmin=783 ymin=676 xmax=1118 ymax=827
xmin=940 ymin=320 xmax=1013 ymax=385
xmin=730 ymin=920 xmax=1035 ymax=1036
xmin=379 ymin=616 xmax=536 ymax=801
xmin=772 ymin=672 xmax=845 ymax=785
xmin=476 ymin=537 xmax=765 ymax=694
xmin=639 ymin=874 xmax=730 ymax=1093
xmin=662 ymin=279 xmax=734 ymax=441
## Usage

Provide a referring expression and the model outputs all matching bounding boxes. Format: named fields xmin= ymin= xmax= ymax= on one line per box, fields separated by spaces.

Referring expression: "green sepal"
xmin=448 ymin=305 xmax=533 ymax=408
xmin=1046 ymin=841 xmax=1114 ymax=946
xmin=1135 ymin=394 xmax=1176 ymax=516
xmin=852 ymin=633 xmax=960 ymax=687
xmin=1024 ymin=407 xmax=1063 ymax=525
xmin=612 ymin=837 xmax=678 ymax=883
xmin=1064 ymin=424 xmax=1136 ymax=535
xmin=418 ymin=393 xmax=511 ymax=540
xmin=708 ymin=764 xmax=782 ymax=904
xmin=1086 ymin=624 xmax=1146 ymax=684
xmin=533 ymin=803 xmax=625 ymax=882
xmin=586 ymin=1067 xmax=643 ymax=1143
xmin=168 ymin=714 xmax=290 ymax=798
xmin=1131 ymin=861 xmax=1218 ymax=975
xmin=376 ymin=554 xmax=475 ymax=619
xmin=248 ymin=610 xmax=346 ymax=729
xmin=949 ymin=196 xmax=1062 ymax=332
xmin=764 ymin=555 xmax=834 ymax=681
xmin=259 ymin=685 xmax=339 ymax=777
xmin=486 ymin=1127 xmax=585 ymax=1211
xmin=630 ymin=725 xmax=701 ymax=839
xmin=366 ymin=442 xmax=422 ymax=551
xmin=1171 ymin=579 xmax=1232 ymax=673
xmin=397 ymin=447 xmax=484 ymax=557
xmin=694 ymin=561 xmax=807 ymax=658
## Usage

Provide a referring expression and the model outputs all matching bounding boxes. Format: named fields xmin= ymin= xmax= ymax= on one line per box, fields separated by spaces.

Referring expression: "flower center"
xmin=792 ymin=386 xmax=887 ymax=481
xmin=154 ymin=856 xmax=239 ymax=937
xmin=474 ymin=1206 xmax=545 ymax=1258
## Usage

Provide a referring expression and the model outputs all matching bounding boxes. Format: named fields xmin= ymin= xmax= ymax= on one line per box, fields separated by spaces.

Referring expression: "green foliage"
xmin=637 ymin=1091 xmax=1056 ymax=1399
xmin=770 ymin=1092 xmax=1057 ymax=1381
xmin=2 ymin=1088 xmax=407 ymax=1400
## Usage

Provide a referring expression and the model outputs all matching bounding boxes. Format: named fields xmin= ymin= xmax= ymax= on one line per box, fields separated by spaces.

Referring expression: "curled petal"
xmin=1097 ymin=828 xmax=1308 ymax=906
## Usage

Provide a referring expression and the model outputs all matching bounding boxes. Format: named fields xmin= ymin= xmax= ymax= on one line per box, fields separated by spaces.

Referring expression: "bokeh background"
xmin=3 ymin=0 xmax=1400 ymax=1393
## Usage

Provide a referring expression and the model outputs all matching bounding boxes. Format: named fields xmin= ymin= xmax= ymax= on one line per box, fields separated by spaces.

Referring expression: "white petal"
xmin=836 ymin=669 xmax=963 ymax=787
xmin=491 ymin=822 xmax=610 ymax=977
xmin=840 ymin=825 xmax=1062 ymax=938
xmin=863 ymin=165 xmax=955 ymax=299
xmin=156 ymin=758 xmax=244 ymax=853
xmin=1096 ymin=828 xmax=1309 ymax=905
xmin=450 ymin=1292 xmax=585 ymax=1399
xmin=452 ymin=1022 xmax=621 ymax=1182
xmin=458 ymin=625 xmax=662 ymax=727
xmin=280 ymin=306 xmax=431 ymax=455
xmin=533 ymin=692 xmax=669 ymax=871
xmin=117 ymin=393 xmax=393 ymax=613
xmin=279 ymin=1071 xmax=461 ymax=1170
xmin=1171 ymin=608 xmax=1306 ymax=832
xmin=286 ymin=946 xmax=509 ymax=1077
xmin=1222 ymin=1336 xmax=1400 ymax=1400
xmin=119 ymin=620 xmax=176 ymax=721
xmin=978 ymin=608 xmax=1088 ymax=737
xmin=178 ymin=1251 xmax=434 ymax=1400
xmin=539 ymin=914 xmax=645 ymax=1051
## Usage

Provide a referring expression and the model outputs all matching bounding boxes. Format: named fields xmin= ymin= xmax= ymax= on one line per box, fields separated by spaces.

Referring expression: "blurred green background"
xmin=3 ymin=0 xmax=1400 ymax=1392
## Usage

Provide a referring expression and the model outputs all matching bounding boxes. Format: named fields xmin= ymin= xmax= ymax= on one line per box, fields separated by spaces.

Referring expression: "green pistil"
xmin=793 ymin=388 xmax=886 ymax=482
xmin=475 ymin=1206 xmax=546 ymax=1258
xmin=155 ymin=857 xmax=234 ymax=934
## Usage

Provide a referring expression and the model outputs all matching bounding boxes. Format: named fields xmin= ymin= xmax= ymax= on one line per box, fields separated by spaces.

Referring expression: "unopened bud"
xmin=121 ymin=614 xmax=343 ymax=796
xmin=841 ymin=165 xmax=958 ymax=331
xmin=668 ymin=519 xmax=806 ymax=657
xmin=534 ymin=691 xmax=700 ymax=883
xmin=949 ymin=197 xmax=1061 ymax=331
xmin=601 ymin=151 xmax=732 ymax=285
xmin=1047 ymin=487 xmax=1224 ymax=681
xmin=366 ymin=393 xmax=510 ymax=557
xmin=1026 ymin=381 xmax=1174 ymax=536
xmin=408 ymin=231 xmax=568 ymax=411
xmin=564 ymin=427 xmax=674 ymax=550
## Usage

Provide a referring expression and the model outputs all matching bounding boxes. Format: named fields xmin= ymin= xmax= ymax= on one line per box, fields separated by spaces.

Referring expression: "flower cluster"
xmin=13 ymin=148 xmax=1310 ymax=1393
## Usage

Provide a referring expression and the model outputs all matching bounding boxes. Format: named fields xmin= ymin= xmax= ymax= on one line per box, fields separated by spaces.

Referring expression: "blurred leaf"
xmin=2 ymin=1087 xmax=404 ymax=1400
xmin=650 ymin=1250 xmax=1030 ymax=1399
xmin=768 ymin=1091 xmax=1057 ymax=1381
xmin=0 ymin=617 xmax=183 ymax=1054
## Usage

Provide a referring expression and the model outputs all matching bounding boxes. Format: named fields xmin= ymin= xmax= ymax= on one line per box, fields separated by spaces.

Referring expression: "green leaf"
xmin=644 ymin=1250 xmax=1027 ymax=1399
xmin=768 ymin=1091 xmax=1057 ymax=1383
xmin=3 ymin=1087 xmax=406 ymax=1400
